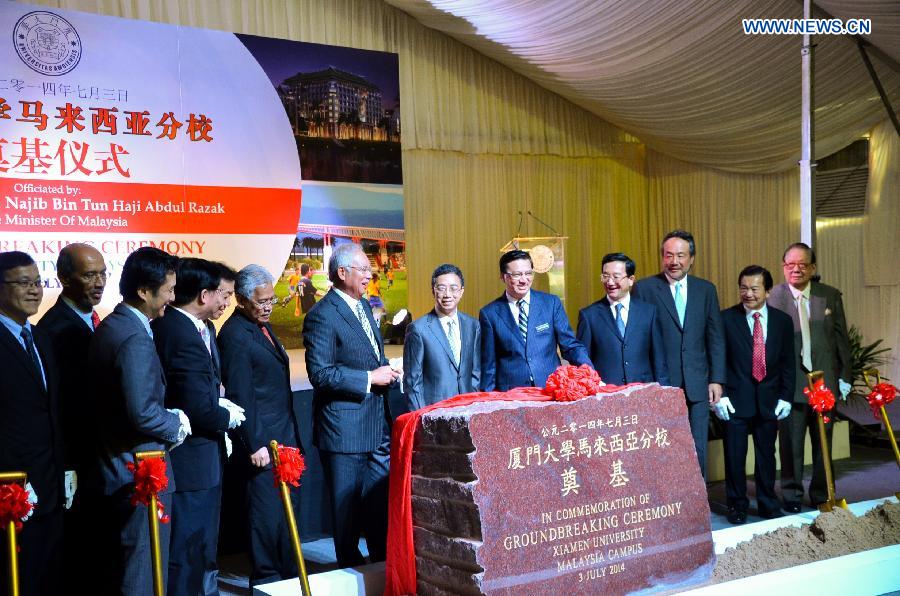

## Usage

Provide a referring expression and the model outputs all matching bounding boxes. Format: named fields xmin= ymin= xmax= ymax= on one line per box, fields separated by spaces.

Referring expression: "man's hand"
xmin=250 ymin=446 xmax=271 ymax=468
xmin=712 ymin=397 xmax=735 ymax=421
xmin=371 ymin=365 xmax=401 ymax=386
xmin=838 ymin=378 xmax=852 ymax=401
xmin=64 ymin=470 xmax=77 ymax=509
xmin=774 ymin=399 xmax=792 ymax=420
xmin=219 ymin=398 xmax=246 ymax=429
xmin=23 ymin=482 xmax=37 ymax=521
xmin=708 ymin=382 xmax=723 ymax=405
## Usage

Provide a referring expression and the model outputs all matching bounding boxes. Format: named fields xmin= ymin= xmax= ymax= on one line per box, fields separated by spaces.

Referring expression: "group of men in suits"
xmin=0 ymin=244 xmax=305 ymax=595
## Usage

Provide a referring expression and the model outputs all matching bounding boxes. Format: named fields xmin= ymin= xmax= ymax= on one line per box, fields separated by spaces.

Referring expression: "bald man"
xmin=36 ymin=243 xmax=107 ymax=584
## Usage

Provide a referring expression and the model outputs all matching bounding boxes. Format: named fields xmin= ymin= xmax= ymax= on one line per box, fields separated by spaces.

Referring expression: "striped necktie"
xmin=356 ymin=300 xmax=380 ymax=357
xmin=615 ymin=303 xmax=626 ymax=338
xmin=517 ymin=299 xmax=528 ymax=343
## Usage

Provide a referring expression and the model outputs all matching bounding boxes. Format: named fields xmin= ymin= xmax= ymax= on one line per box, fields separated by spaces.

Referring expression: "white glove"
xmin=23 ymin=482 xmax=37 ymax=521
xmin=64 ymin=470 xmax=77 ymax=510
xmin=218 ymin=398 xmax=246 ymax=429
xmin=713 ymin=397 xmax=735 ymax=421
xmin=838 ymin=378 xmax=852 ymax=401
xmin=168 ymin=408 xmax=192 ymax=449
xmin=774 ymin=399 xmax=792 ymax=420
xmin=224 ymin=432 xmax=233 ymax=458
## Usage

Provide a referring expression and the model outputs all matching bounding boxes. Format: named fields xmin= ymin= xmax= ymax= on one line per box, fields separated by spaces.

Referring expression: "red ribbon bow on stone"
xmin=273 ymin=444 xmax=306 ymax=488
xmin=543 ymin=364 xmax=604 ymax=402
xmin=865 ymin=382 xmax=897 ymax=421
xmin=804 ymin=379 xmax=836 ymax=423
xmin=127 ymin=456 xmax=170 ymax=523
xmin=0 ymin=483 xmax=33 ymax=532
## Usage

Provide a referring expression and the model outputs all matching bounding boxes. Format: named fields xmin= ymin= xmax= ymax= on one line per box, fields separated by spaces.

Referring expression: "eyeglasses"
xmin=0 ymin=278 xmax=43 ymax=289
xmin=434 ymin=284 xmax=462 ymax=295
xmin=80 ymin=271 xmax=108 ymax=282
xmin=601 ymin=274 xmax=629 ymax=283
xmin=349 ymin=265 xmax=373 ymax=274
xmin=505 ymin=271 xmax=534 ymax=280
xmin=783 ymin=262 xmax=811 ymax=271
xmin=215 ymin=288 xmax=235 ymax=299
xmin=251 ymin=298 xmax=277 ymax=308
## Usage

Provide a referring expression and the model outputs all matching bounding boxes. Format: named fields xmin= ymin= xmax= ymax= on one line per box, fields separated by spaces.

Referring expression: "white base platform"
xmin=254 ymin=496 xmax=900 ymax=595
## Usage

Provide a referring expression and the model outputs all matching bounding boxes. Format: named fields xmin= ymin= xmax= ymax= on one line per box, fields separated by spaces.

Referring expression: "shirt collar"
xmin=789 ymin=283 xmax=811 ymax=300
xmin=0 ymin=311 xmax=30 ymax=341
xmin=506 ymin=290 xmax=530 ymax=305
xmin=743 ymin=304 xmax=768 ymax=318
xmin=62 ymin=296 xmax=95 ymax=330
xmin=436 ymin=310 xmax=459 ymax=325
xmin=664 ymin=273 xmax=687 ymax=287
xmin=334 ymin=287 xmax=364 ymax=310
xmin=171 ymin=306 xmax=206 ymax=332
xmin=607 ymin=293 xmax=631 ymax=309
xmin=122 ymin=303 xmax=153 ymax=337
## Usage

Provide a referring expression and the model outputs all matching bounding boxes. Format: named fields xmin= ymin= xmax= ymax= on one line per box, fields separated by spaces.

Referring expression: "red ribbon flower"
xmin=0 ymin=483 xmax=33 ymax=532
xmin=866 ymin=382 xmax=897 ymax=421
xmin=273 ymin=444 xmax=306 ymax=488
xmin=804 ymin=379 xmax=836 ymax=423
xmin=127 ymin=456 xmax=170 ymax=523
xmin=543 ymin=364 xmax=604 ymax=402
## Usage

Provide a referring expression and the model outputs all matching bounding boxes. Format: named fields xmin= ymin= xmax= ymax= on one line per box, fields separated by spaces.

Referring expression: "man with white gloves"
xmin=152 ymin=258 xmax=244 ymax=595
xmin=715 ymin=265 xmax=795 ymax=524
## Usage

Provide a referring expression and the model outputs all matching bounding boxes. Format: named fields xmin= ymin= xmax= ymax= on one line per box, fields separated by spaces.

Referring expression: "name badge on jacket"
xmin=535 ymin=323 xmax=550 ymax=332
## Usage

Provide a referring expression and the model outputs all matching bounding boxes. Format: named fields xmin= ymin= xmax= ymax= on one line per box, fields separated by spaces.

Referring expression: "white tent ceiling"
xmin=386 ymin=0 xmax=900 ymax=173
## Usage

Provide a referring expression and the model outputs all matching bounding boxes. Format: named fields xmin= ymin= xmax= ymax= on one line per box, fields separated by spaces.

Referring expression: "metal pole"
xmin=0 ymin=472 xmax=27 ymax=596
xmin=269 ymin=441 xmax=311 ymax=596
xmin=806 ymin=373 xmax=847 ymax=511
xmin=135 ymin=451 xmax=166 ymax=596
xmin=800 ymin=0 xmax=816 ymax=247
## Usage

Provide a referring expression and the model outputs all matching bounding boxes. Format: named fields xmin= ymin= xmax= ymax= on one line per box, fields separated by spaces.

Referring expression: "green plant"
xmin=848 ymin=325 xmax=892 ymax=391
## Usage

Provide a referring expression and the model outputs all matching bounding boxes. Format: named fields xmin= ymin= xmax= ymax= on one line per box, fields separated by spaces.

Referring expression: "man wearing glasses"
xmin=768 ymin=242 xmax=851 ymax=512
xmin=0 ymin=251 xmax=64 ymax=596
xmin=403 ymin=263 xmax=481 ymax=411
xmin=303 ymin=242 xmax=400 ymax=567
xmin=151 ymin=258 xmax=245 ymax=595
xmin=36 ymin=243 xmax=106 ymax=586
xmin=480 ymin=249 xmax=590 ymax=391
xmin=577 ymin=253 xmax=669 ymax=387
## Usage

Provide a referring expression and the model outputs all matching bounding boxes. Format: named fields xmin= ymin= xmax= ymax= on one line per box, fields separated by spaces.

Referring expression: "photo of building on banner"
xmin=236 ymin=35 xmax=405 ymax=349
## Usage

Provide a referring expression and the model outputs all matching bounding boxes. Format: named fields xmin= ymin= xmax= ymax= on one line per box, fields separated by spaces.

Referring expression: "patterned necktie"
xmin=674 ymin=281 xmax=686 ymax=326
xmin=356 ymin=300 xmax=380 ymax=357
xmin=91 ymin=310 xmax=101 ymax=330
xmin=517 ymin=299 xmax=528 ymax=343
xmin=199 ymin=325 xmax=211 ymax=354
xmin=20 ymin=327 xmax=45 ymax=388
xmin=798 ymin=294 xmax=812 ymax=370
xmin=259 ymin=324 xmax=276 ymax=347
xmin=752 ymin=312 xmax=766 ymax=382
xmin=615 ymin=303 xmax=626 ymax=338
xmin=446 ymin=319 xmax=460 ymax=366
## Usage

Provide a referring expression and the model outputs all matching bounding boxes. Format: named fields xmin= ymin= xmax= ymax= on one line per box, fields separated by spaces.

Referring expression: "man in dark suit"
xmin=152 ymin=258 xmax=243 ymax=596
xmin=219 ymin=264 xmax=303 ymax=586
xmin=303 ymin=243 xmax=400 ymax=568
xmin=632 ymin=230 xmax=726 ymax=480
xmin=715 ymin=265 xmax=794 ymax=524
xmin=88 ymin=247 xmax=190 ymax=596
xmin=480 ymin=249 xmax=590 ymax=391
xmin=404 ymin=264 xmax=481 ymax=410
xmin=768 ymin=242 xmax=852 ymax=511
xmin=36 ymin=243 xmax=106 ymax=583
xmin=577 ymin=253 xmax=669 ymax=386
xmin=0 ymin=251 xmax=64 ymax=596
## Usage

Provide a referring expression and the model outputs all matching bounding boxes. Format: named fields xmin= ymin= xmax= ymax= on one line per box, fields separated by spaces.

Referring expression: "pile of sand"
xmin=713 ymin=501 xmax=900 ymax=583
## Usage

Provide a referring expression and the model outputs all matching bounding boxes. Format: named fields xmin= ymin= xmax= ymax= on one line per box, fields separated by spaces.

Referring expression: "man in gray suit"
xmin=88 ymin=247 xmax=191 ymax=596
xmin=404 ymin=264 xmax=480 ymax=411
xmin=303 ymin=243 xmax=400 ymax=568
xmin=632 ymin=230 xmax=726 ymax=481
xmin=768 ymin=242 xmax=852 ymax=511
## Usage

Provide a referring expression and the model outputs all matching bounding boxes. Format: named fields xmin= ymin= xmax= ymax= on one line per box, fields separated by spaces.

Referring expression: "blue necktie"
xmin=20 ymin=327 xmax=45 ymax=389
xmin=517 ymin=299 xmax=528 ymax=343
xmin=674 ymin=281 xmax=686 ymax=326
xmin=615 ymin=303 xmax=625 ymax=338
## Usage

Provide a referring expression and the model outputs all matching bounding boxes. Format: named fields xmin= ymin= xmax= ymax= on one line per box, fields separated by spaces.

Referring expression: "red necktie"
xmin=752 ymin=312 xmax=766 ymax=382
xmin=260 ymin=325 xmax=276 ymax=347
xmin=91 ymin=311 xmax=101 ymax=330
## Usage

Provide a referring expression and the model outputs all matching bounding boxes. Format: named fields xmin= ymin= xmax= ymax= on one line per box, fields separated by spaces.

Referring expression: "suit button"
xmin=624 ymin=361 xmax=629 ymax=366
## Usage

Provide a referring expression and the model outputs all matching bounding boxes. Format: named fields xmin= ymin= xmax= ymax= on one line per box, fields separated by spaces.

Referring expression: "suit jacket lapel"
xmin=599 ymin=299 xmax=623 ymax=342
xmin=0 ymin=324 xmax=45 ymax=389
xmin=426 ymin=311 xmax=458 ymax=371
xmin=330 ymin=290 xmax=375 ymax=353
xmin=654 ymin=273 xmax=682 ymax=331
xmin=809 ymin=284 xmax=827 ymax=322
xmin=261 ymin=321 xmax=289 ymax=364
xmin=497 ymin=294 xmax=524 ymax=345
